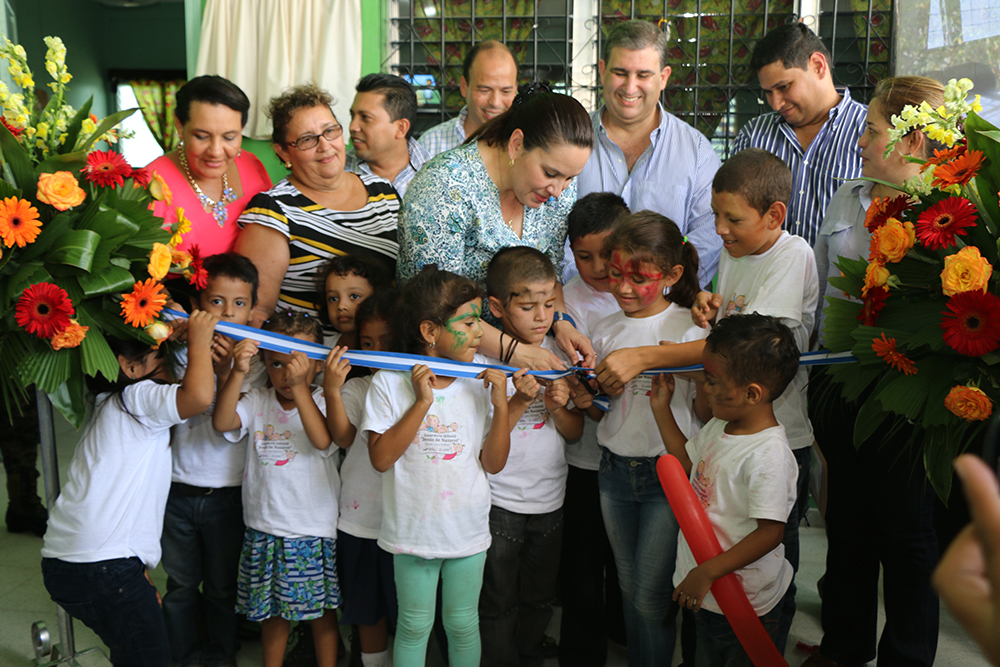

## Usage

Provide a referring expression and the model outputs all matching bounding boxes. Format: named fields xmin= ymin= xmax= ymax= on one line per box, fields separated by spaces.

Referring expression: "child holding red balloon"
xmin=651 ymin=313 xmax=799 ymax=665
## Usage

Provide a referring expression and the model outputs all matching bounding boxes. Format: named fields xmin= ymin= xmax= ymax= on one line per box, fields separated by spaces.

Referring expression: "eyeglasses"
xmin=286 ymin=124 xmax=343 ymax=150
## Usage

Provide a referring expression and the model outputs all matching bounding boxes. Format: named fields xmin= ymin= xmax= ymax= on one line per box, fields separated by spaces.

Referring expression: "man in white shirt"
xmin=345 ymin=73 xmax=430 ymax=198
xmin=417 ymin=40 xmax=518 ymax=158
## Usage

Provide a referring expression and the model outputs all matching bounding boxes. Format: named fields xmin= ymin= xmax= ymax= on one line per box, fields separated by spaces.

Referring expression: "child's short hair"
xmin=567 ymin=192 xmax=629 ymax=243
xmin=486 ymin=246 xmax=557 ymax=307
xmin=396 ymin=266 xmax=482 ymax=354
xmin=201 ymin=253 xmax=260 ymax=306
xmin=262 ymin=308 xmax=323 ymax=344
xmin=318 ymin=253 xmax=394 ymax=325
xmin=706 ymin=314 xmax=799 ymax=401
xmin=356 ymin=288 xmax=399 ymax=332
xmin=712 ymin=148 xmax=791 ymax=216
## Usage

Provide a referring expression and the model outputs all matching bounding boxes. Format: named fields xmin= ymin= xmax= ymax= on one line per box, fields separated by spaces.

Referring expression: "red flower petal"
xmin=80 ymin=150 xmax=132 ymax=189
xmin=915 ymin=197 xmax=978 ymax=250
xmin=941 ymin=290 xmax=1000 ymax=356
xmin=15 ymin=282 xmax=75 ymax=339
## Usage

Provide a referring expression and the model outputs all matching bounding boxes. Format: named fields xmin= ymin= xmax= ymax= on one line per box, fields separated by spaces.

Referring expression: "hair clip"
xmin=682 ymin=236 xmax=688 ymax=245
xmin=512 ymin=81 xmax=552 ymax=107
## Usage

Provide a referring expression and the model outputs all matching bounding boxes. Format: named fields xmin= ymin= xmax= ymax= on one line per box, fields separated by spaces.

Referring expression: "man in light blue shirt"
xmin=345 ymin=73 xmax=430 ymax=198
xmin=417 ymin=41 xmax=518 ymax=158
xmin=575 ymin=20 xmax=722 ymax=289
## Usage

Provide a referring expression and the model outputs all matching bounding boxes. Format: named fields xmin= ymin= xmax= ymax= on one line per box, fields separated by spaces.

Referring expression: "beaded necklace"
xmin=177 ymin=146 xmax=237 ymax=227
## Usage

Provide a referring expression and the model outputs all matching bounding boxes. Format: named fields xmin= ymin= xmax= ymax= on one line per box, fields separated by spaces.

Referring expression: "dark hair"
xmin=602 ymin=19 xmax=670 ymax=70
xmin=175 ymin=75 xmax=251 ymax=127
xmin=712 ymin=148 xmax=792 ymax=215
xmin=486 ymin=247 xmax=557 ymax=307
xmin=871 ymin=76 xmax=947 ymax=158
xmin=85 ymin=336 xmax=166 ymax=400
xmin=262 ymin=308 xmax=323 ymax=344
xmin=750 ymin=23 xmax=831 ymax=73
xmin=463 ymin=40 xmax=519 ymax=83
xmin=317 ymin=253 xmax=394 ymax=327
xmin=199 ymin=253 xmax=259 ymax=307
xmin=706 ymin=314 xmax=800 ymax=401
xmin=568 ymin=192 xmax=630 ymax=242
xmin=268 ymin=84 xmax=336 ymax=146
xmin=356 ymin=288 xmax=400 ymax=333
xmin=395 ymin=266 xmax=482 ymax=355
xmin=470 ymin=91 xmax=593 ymax=153
xmin=355 ymin=73 xmax=418 ymax=140
xmin=601 ymin=210 xmax=701 ymax=307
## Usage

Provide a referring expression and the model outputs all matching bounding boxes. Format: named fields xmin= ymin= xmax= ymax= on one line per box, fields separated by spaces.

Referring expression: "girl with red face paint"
xmin=586 ymin=211 xmax=712 ymax=666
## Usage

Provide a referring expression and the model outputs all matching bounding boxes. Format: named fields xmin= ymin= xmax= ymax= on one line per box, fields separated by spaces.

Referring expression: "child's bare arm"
xmin=545 ymin=378 xmax=583 ymax=441
xmin=692 ymin=377 xmax=712 ymax=424
xmin=650 ymin=374 xmax=693 ymax=474
xmin=212 ymin=338 xmax=257 ymax=432
xmin=673 ymin=518 xmax=785 ymax=612
xmin=595 ymin=340 xmax=706 ymax=397
xmin=369 ymin=365 xmax=435 ymax=472
xmin=286 ymin=351 xmax=331 ymax=450
xmin=176 ymin=311 xmax=220 ymax=419
xmin=692 ymin=291 xmax=722 ymax=329
xmin=480 ymin=369 xmax=512 ymax=474
xmin=323 ymin=347 xmax=357 ymax=448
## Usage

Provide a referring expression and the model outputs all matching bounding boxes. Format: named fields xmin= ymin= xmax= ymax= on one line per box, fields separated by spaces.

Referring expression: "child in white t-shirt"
xmin=360 ymin=266 xmax=511 ymax=667
xmin=318 ymin=253 xmax=393 ymax=348
xmin=651 ymin=313 xmax=799 ymax=666
xmin=322 ymin=290 xmax=398 ymax=667
xmin=587 ymin=211 xmax=711 ymax=662
xmin=42 ymin=311 xmax=218 ymax=667
xmin=212 ymin=310 xmax=339 ymax=667
xmin=479 ymin=247 xmax=583 ymax=665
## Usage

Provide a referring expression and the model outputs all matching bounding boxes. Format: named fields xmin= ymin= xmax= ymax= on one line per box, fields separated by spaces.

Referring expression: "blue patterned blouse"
xmin=397 ymin=140 xmax=576 ymax=285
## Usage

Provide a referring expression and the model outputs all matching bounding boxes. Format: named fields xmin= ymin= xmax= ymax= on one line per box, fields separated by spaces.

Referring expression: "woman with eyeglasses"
xmin=235 ymin=84 xmax=399 ymax=327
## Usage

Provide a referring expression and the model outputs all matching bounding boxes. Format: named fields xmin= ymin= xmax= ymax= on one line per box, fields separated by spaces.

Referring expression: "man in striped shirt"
xmin=733 ymin=23 xmax=867 ymax=248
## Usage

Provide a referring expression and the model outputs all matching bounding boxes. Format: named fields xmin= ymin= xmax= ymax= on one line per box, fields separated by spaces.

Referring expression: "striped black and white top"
xmin=238 ymin=174 xmax=400 ymax=316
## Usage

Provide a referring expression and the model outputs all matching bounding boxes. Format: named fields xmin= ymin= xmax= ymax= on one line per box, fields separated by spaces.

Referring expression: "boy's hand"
xmin=673 ymin=564 xmax=715 ymax=612
xmin=231 ymin=339 xmax=259 ymax=374
xmin=692 ymin=291 xmax=722 ymax=329
xmin=285 ymin=351 xmax=312 ymax=388
xmin=552 ymin=324 xmax=596 ymax=369
xmin=544 ymin=378 xmax=570 ymax=412
xmin=211 ymin=334 xmax=235 ymax=370
xmin=479 ymin=368 xmax=509 ymax=409
xmin=650 ymin=373 xmax=675 ymax=413
xmin=186 ymin=310 xmax=219 ymax=352
xmin=323 ymin=346 xmax=352 ymax=392
xmin=511 ymin=368 xmax=540 ymax=401
xmin=411 ymin=364 xmax=436 ymax=406
xmin=569 ymin=383 xmax=595 ymax=410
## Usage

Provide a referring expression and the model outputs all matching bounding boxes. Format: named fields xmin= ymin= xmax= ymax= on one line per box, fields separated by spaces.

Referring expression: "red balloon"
xmin=657 ymin=454 xmax=789 ymax=667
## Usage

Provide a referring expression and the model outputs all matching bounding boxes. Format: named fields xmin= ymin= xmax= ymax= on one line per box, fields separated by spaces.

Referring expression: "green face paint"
xmin=443 ymin=301 xmax=482 ymax=352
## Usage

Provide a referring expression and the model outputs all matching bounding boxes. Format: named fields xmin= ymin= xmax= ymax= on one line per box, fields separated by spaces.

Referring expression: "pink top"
xmin=147 ymin=151 xmax=272 ymax=257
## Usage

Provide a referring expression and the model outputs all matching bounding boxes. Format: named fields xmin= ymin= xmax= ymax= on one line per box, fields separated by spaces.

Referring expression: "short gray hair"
xmin=602 ymin=20 xmax=670 ymax=70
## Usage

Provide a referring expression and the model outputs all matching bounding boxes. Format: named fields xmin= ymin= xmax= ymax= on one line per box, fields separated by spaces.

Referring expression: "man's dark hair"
xmin=568 ymin=192 xmax=629 ymax=243
xmin=712 ymin=148 xmax=791 ymax=216
xmin=706 ymin=314 xmax=800 ymax=401
xmin=750 ymin=23 xmax=832 ymax=73
xmin=201 ymin=253 xmax=259 ymax=306
xmin=462 ymin=40 xmax=519 ymax=83
xmin=355 ymin=73 xmax=418 ymax=140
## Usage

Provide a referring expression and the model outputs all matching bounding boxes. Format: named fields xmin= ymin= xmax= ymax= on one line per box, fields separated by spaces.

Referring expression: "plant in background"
xmin=822 ymin=78 xmax=1000 ymax=500
xmin=0 ymin=36 xmax=195 ymax=428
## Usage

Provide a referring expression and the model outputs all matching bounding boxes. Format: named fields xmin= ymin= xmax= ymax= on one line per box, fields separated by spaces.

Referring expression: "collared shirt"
xmin=733 ymin=88 xmax=867 ymax=248
xmin=576 ymin=103 xmax=723 ymax=289
xmin=417 ymin=106 xmax=469 ymax=158
xmin=345 ymin=137 xmax=431 ymax=199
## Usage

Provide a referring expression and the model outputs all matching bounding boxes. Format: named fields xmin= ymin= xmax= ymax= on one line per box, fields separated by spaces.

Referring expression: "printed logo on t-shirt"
xmin=725 ymin=295 xmax=746 ymax=318
xmin=629 ymin=374 xmax=654 ymax=398
xmin=692 ymin=458 xmax=715 ymax=508
xmin=417 ymin=414 xmax=465 ymax=461
xmin=254 ymin=425 xmax=298 ymax=466
xmin=515 ymin=393 xmax=549 ymax=431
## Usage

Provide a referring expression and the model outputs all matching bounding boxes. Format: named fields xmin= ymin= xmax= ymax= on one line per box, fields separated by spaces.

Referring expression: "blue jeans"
xmin=599 ymin=449 xmax=679 ymax=667
xmin=42 ymin=556 xmax=170 ymax=667
xmin=160 ymin=485 xmax=244 ymax=665
xmin=480 ymin=505 xmax=563 ymax=667
xmin=694 ymin=605 xmax=782 ymax=667
xmin=773 ymin=445 xmax=811 ymax=654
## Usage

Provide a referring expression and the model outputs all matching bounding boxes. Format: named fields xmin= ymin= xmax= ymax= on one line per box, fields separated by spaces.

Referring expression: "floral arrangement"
xmin=0 ymin=37 xmax=197 ymax=428
xmin=822 ymin=78 xmax=1000 ymax=499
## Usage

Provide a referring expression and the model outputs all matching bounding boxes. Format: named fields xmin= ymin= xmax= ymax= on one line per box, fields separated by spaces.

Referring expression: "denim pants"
xmin=694 ymin=604 xmax=782 ymax=667
xmin=160 ymin=485 xmax=244 ymax=665
xmin=772 ymin=445 xmax=811 ymax=654
xmin=480 ymin=505 xmax=564 ymax=667
xmin=42 ymin=556 xmax=170 ymax=667
xmin=599 ymin=449 xmax=679 ymax=667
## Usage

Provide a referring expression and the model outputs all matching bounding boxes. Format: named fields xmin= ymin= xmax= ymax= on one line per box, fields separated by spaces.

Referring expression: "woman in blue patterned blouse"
xmin=399 ymin=90 xmax=594 ymax=367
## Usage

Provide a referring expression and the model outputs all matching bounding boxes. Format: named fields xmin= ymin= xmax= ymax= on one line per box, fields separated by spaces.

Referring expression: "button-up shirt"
xmin=733 ymin=88 xmax=867 ymax=248
xmin=345 ymin=137 xmax=431 ymax=199
xmin=576 ymin=104 xmax=723 ymax=289
xmin=416 ymin=106 xmax=469 ymax=158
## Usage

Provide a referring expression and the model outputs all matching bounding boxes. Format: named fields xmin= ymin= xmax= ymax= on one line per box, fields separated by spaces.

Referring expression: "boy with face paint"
xmin=479 ymin=246 xmax=584 ymax=667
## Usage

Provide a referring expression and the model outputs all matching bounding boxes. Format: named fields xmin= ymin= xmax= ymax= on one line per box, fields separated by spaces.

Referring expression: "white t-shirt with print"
xmin=485 ymin=338 xmax=569 ymax=514
xmin=337 ymin=376 xmax=383 ymax=540
xmin=42 ymin=382 xmax=183 ymax=570
xmin=563 ymin=275 xmax=620 ymax=471
xmin=591 ymin=304 xmax=708 ymax=458
xmin=228 ymin=386 xmax=339 ymax=539
xmin=715 ymin=231 xmax=818 ymax=450
xmin=361 ymin=362 xmax=494 ymax=559
xmin=673 ymin=418 xmax=798 ymax=615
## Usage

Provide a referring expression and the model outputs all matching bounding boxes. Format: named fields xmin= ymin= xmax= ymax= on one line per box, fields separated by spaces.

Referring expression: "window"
xmin=116 ymin=84 xmax=166 ymax=168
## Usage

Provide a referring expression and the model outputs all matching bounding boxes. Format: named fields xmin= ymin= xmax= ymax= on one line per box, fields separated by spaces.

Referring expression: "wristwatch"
xmin=552 ymin=311 xmax=577 ymax=329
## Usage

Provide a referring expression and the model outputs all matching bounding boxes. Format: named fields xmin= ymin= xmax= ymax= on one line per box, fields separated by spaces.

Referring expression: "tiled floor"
xmin=0 ymin=413 xmax=990 ymax=666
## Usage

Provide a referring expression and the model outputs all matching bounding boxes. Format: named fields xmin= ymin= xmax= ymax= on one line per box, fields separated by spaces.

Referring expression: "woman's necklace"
xmin=177 ymin=147 xmax=237 ymax=227
xmin=496 ymin=147 xmax=516 ymax=229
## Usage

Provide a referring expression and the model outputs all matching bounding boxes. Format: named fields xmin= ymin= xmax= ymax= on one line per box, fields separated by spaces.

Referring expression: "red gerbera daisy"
xmin=857 ymin=285 xmax=889 ymax=326
xmin=915 ymin=197 xmax=978 ymax=250
xmin=932 ymin=150 xmax=985 ymax=189
xmin=185 ymin=244 xmax=208 ymax=290
xmin=80 ymin=150 xmax=132 ymax=188
xmin=865 ymin=195 xmax=913 ymax=233
xmin=872 ymin=333 xmax=918 ymax=375
xmin=15 ymin=282 xmax=75 ymax=339
xmin=0 ymin=116 xmax=23 ymax=138
xmin=941 ymin=290 xmax=1000 ymax=356
xmin=129 ymin=166 xmax=152 ymax=188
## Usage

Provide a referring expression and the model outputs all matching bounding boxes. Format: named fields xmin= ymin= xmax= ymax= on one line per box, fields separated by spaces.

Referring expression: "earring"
xmin=429 ymin=341 xmax=436 ymax=349
xmin=509 ymin=157 xmax=515 ymax=167
xmin=237 ymin=149 xmax=243 ymax=158
xmin=178 ymin=140 xmax=184 ymax=149
xmin=284 ymin=161 xmax=292 ymax=169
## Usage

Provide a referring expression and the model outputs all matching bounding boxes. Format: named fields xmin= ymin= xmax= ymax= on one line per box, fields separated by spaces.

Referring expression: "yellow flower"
xmin=59 ymin=72 xmax=71 ymax=84
xmin=36 ymin=171 xmax=86 ymax=211
xmin=50 ymin=319 xmax=88 ymax=351
xmin=81 ymin=117 xmax=96 ymax=136
xmin=45 ymin=60 xmax=57 ymax=78
xmin=863 ymin=261 xmax=890 ymax=296
xmin=147 ymin=242 xmax=172 ymax=281
xmin=149 ymin=171 xmax=173 ymax=204
xmin=19 ymin=74 xmax=33 ymax=89
xmin=35 ymin=122 xmax=48 ymax=140
xmin=174 ymin=207 xmax=191 ymax=235
xmin=941 ymin=246 xmax=993 ymax=296
xmin=13 ymin=45 xmax=25 ymax=60
xmin=871 ymin=218 xmax=915 ymax=263
xmin=944 ymin=385 xmax=993 ymax=422
xmin=144 ymin=320 xmax=173 ymax=349
xmin=171 ymin=249 xmax=192 ymax=269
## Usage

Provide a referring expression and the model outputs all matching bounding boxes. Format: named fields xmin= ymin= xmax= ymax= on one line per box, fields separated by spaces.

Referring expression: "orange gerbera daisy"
xmin=932 ymin=150 xmax=985 ymax=188
xmin=872 ymin=333 xmax=918 ymax=376
xmin=920 ymin=144 xmax=965 ymax=173
xmin=0 ymin=196 xmax=42 ymax=247
xmin=121 ymin=278 xmax=167 ymax=328
xmin=50 ymin=319 xmax=89 ymax=350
